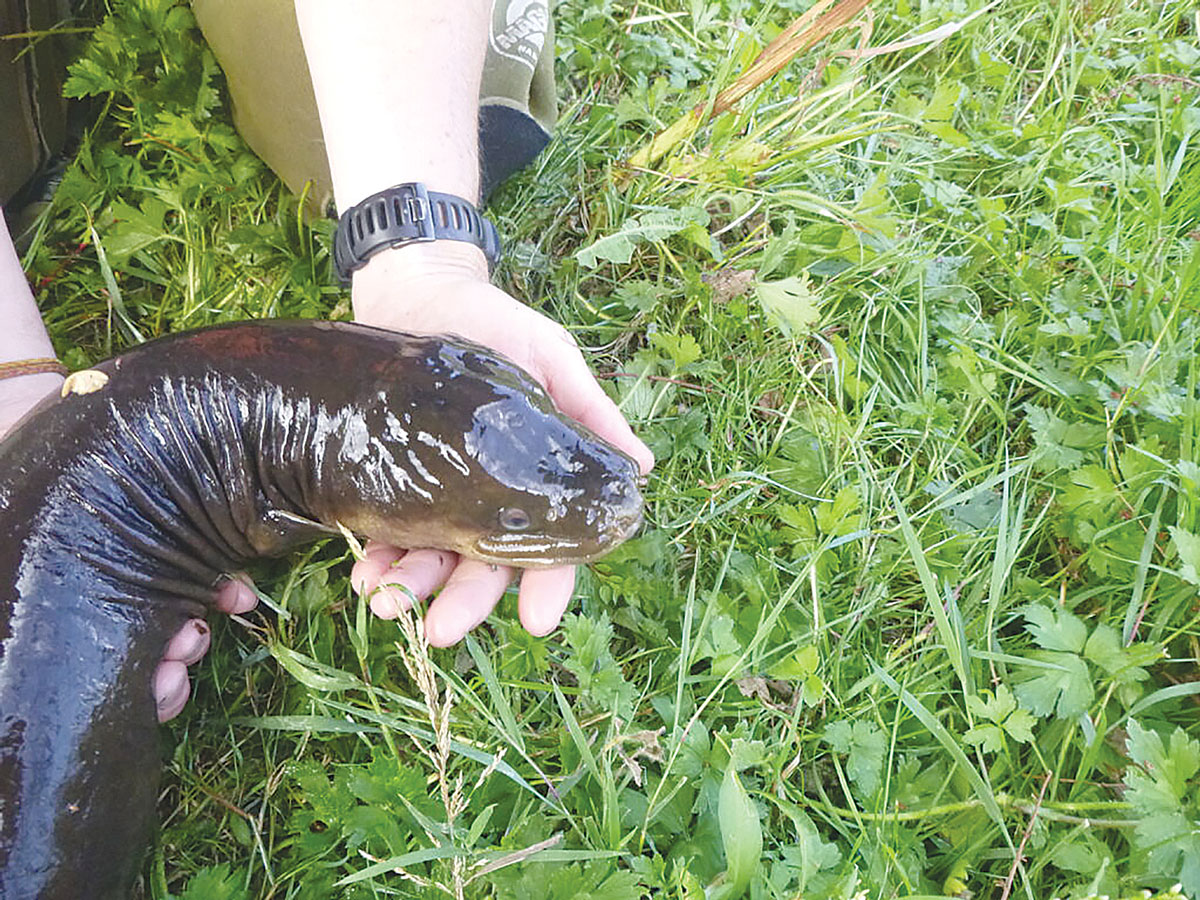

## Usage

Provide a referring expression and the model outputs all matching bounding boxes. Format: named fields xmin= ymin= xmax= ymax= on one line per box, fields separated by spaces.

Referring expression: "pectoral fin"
xmin=247 ymin=509 xmax=340 ymax=555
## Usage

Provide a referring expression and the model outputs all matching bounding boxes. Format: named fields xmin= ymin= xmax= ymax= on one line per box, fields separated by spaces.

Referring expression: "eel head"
xmin=324 ymin=332 xmax=644 ymax=568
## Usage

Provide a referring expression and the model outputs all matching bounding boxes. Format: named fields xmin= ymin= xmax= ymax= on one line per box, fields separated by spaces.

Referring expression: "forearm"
xmin=293 ymin=0 xmax=489 ymax=211
xmin=0 ymin=216 xmax=64 ymax=435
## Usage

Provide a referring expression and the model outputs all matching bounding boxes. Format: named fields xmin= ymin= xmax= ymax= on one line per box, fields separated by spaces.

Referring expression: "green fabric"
xmin=483 ymin=0 xmax=555 ymax=132
xmin=191 ymin=0 xmax=557 ymax=213
xmin=0 ymin=0 xmax=73 ymax=205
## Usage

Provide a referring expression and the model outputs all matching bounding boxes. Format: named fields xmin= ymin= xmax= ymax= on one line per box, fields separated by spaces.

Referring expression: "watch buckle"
xmin=402 ymin=182 xmax=435 ymax=243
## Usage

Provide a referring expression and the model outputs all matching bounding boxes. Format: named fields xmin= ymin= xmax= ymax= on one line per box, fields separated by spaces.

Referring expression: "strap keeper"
xmin=0 ymin=357 xmax=69 ymax=380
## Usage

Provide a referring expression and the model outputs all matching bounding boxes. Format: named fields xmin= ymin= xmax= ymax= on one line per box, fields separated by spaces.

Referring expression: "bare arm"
xmin=295 ymin=1 xmax=651 ymax=648
xmin=0 ymin=218 xmax=64 ymax=435
xmin=293 ymin=0 xmax=488 ymax=209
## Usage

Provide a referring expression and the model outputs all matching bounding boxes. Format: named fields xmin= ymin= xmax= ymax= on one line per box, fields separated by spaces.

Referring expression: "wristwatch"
xmin=333 ymin=182 xmax=501 ymax=282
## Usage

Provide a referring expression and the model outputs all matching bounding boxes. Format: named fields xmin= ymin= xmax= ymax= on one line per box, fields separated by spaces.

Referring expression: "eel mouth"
xmin=471 ymin=508 xmax=644 ymax=568
xmin=472 ymin=532 xmax=589 ymax=567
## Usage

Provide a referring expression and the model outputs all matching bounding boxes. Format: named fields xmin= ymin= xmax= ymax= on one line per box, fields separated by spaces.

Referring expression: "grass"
xmin=17 ymin=0 xmax=1200 ymax=897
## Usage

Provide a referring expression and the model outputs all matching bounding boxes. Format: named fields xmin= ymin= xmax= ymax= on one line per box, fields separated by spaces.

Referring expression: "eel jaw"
xmin=471 ymin=532 xmax=589 ymax=568
xmin=471 ymin=507 xmax=644 ymax=569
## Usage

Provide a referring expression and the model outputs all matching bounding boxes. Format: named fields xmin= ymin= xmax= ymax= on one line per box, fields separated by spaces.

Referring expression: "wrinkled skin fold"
xmin=0 ymin=320 xmax=641 ymax=898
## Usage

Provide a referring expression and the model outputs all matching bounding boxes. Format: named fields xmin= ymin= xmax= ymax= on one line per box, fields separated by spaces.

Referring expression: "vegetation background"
xmin=18 ymin=0 xmax=1200 ymax=896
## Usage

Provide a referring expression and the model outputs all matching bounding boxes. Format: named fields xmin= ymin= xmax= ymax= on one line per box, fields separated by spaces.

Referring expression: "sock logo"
xmin=489 ymin=0 xmax=548 ymax=72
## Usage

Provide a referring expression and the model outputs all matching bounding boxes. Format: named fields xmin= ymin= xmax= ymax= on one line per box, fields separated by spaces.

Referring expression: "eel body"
xmin=0 ymin=320 xmax=642 ymax=898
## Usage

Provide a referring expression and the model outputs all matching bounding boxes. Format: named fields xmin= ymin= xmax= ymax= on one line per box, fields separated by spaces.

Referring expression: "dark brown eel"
xmin=0 ymin=320 xmax=642 ymax=898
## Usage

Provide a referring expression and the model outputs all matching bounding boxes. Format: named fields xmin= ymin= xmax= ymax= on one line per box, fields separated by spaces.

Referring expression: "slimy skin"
xmin=0 ymin=320 xmax=642 ymax=898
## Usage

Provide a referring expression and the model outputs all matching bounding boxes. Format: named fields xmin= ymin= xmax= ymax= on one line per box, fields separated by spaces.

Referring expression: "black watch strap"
xmin=333 ymin=183 xmax=501 ymax=282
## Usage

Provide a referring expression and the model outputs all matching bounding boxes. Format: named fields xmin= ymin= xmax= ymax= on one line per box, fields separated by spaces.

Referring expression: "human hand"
xmin=151 ymin=576 xmax=258 ymax=721
xmin=347 ymin=242 xmax=653 ymax=646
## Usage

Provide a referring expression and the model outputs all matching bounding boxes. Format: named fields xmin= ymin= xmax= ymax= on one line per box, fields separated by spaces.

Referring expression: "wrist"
xmin=356 ymin=239 xmax=491 ymax=281
xmin=351 ymin=241 xmax=492 ymax=325
xmin=0 ymin=371 xmax=64 ymax=437
xmin=340 ymin=176 xmax=480 ymax=214
xmin=333 ymin=183 xmax=499 ymax=283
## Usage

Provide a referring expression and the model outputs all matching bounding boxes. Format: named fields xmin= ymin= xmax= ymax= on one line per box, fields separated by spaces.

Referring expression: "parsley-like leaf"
xmin=1124 ymin=720 xmax=1200 ymax=893
xmin=1083 ymin=624 xmax=1159 ymax=685
xmin=1168 ymin=525 xmax=1200 ymax=586
xmin=494 ymin=861 xmax=642 ymax=900
xmin=561 ymin=612 xmax=636 ymax=722
xmin=1013 ymin=607 xmax=1162 ymax=720
xmin=1022 ymin=604 xmax=1087 ymax=653
xmin=965 ymin=685 xmax=1036 ymax=752
xmin=1023 ymin=403 xmax=1104 ymax=471
xmin=824 ymin=719 xmax=886 ymax=797
xmin=175 ymin=864 xmax=248 ymax=900
xmin=1014 ymin=606 xmax=1095 ymax=718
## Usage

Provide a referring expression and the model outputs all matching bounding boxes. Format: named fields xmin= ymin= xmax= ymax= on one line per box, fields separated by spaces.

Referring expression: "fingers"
xmin=422 ymin=563 xmax=577 ymax=646
xmin=537 ymin=327 xmax=655 ymax=475
xmin=154 ymin=660 xmax=190 ymax=723
xmin=372 ymin=549 xmax=456 ymax=619
xmin=518 ymin=566 xmax=577 ymax=636
xmin=155 ymin=574 xmax=256 ymax=723
xmin=161 ymin=618 xmax=211 ymax=665
xmin=350 ymin=541 xmax=402 ymax=594
xmin=352 ymin=542 xmax=577 ymax=647
xmin=374 ymin=548 xmax=457 ymax=617
xmin=154 ymin=557 xmax=577 ymax=723
xmin=214 ymin=572 xmax=258 ymax=614
xmin=423 ymin=560 xmax=514 ymax=647
xmin=354 ymin=544 xmax=457 ymax=618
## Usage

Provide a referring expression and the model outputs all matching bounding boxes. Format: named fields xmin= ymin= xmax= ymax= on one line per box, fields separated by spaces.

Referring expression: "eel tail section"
xmin=0 ymin=320 xmax=642 ymax=898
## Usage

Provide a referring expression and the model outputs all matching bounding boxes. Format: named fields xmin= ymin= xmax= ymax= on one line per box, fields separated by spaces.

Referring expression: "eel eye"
xmin=499 ymin=507 xmax=531 ymax=531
